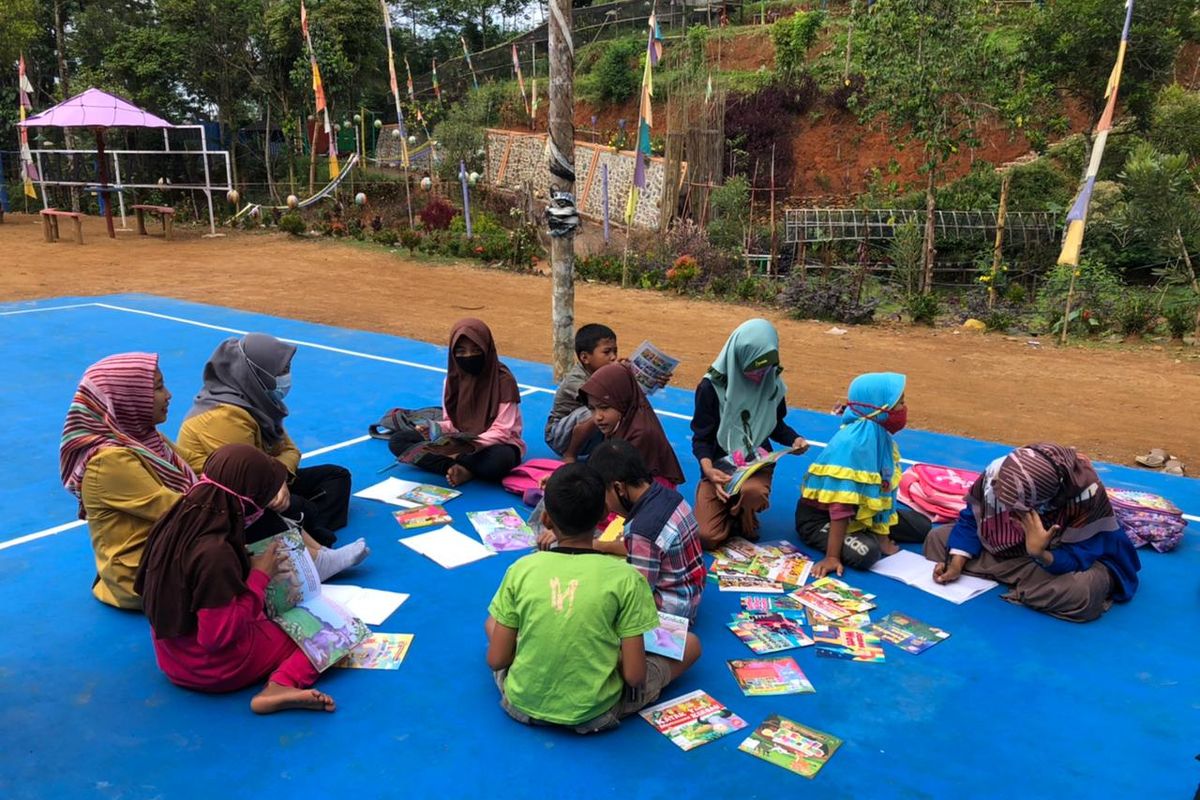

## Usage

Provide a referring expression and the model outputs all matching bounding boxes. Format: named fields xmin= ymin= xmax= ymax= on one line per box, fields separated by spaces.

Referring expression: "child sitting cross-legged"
xmin=485 ymin=463 xmax=700 ymax=734
xmin=544 ymin=323 xmax=620 ymax=462
xmin=587 ymin=439 xmax=706 ymax=625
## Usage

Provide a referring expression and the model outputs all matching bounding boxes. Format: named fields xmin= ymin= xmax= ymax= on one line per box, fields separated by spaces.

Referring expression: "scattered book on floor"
xmin=789 ymin=587 xmax=852 ymax=620
xmin=246 ymin=528 xmax=368 ymax=671
xmin=728 ymin=657 xmax=815 ymax=696
xmin=393 ymin=505 xmax=452 ymax=529
xmin=738 ymin=715 xmax=842 ymax=778
xmin=870 ymin=611 xmax=950 ymax=655
xmin=868 ymin=549 xmax=998 ymax=604
xmin=718 ymin=574 xmax=785 ymax=593
xmin=467 ymin=508 xmax=537 ymax=552
xmin=399 ymin=525 xmax=497 ymax=569
xmin=807 ymin=607 xmax=871 ymax=629
xmin=639 ymin=690 xmax=747 ymax=751
xmin=628 ymin=340 xmax=679 ymax=397
xmin=353 ymin=477 xmax=425 ymax=507
xmin=336 ymin=633 xmax=414 ymax=670
xmin=399 ymin=483 xmax=462 ymax=506
xmin=804 ymin=576 xmax=877 ymax=612
xmin=741 ymin=594 xmax=808 ymax=622
xmin=728 ymin=612 xmax=814 ymax=654
xmin=644 ymin=611 xmax=689 ymax=660
xmin=318 ymin=584 xmax=409 ymax=626
xmin=812 ymin=625 xmax=886 ymax=663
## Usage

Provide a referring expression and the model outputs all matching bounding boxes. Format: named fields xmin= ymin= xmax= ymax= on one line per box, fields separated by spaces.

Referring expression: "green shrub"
xmin=278 ymin=213 xmax=306 ymax=236
xmin=1038 ymin=259 xmax=1124 ymax=335
xmin=399 ymin=228 xmax=422 ymax=254
xmin=708 ymin=176 xmax=751 ymax=251
xmin=1004 ymin=283 xmax=1027 ymax=305
xmin=1164 ymin=301 xmax=1199 ymax=339
xmin=1115 ymin=293 xmax=1158 ymax=336
xmin=372 ymin=228 xmax=399 ymax=246
xmin=587 ymin=38 xmax=642 ymax=104
xmin=780 ymin=276 xmax=878 ymax=325
xmin=903 ymin=292 xmax=940 ymax=326
xmin=772 ymin=11 xmax=825 ymax=81
xmin=686 ymin=26 xmax=709 ymax=76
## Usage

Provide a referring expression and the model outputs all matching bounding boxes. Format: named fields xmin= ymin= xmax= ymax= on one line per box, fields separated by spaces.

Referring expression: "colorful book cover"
xmin=812 ymin=625 xmax=886 ymax=663
xmin=639 ymin=689 xmax=747 ymax=751
xmin=870 ymin=612 xmax=951 ymax=655
xmin=644 ymin=611 xmax=689 ymax=660
xmin=719 ymin=574 xmax=784 ymax=593
xmin=275 ymin=594 xmax=371 ymax=672
xmin=399 ymin=484 xmax=462 ymax=506
xmin=808 ymin=607 xmax=872 ymax=629
xmin=806 ymin=576 xmax=877 ymax=613
xmin=467 ymin=508 xmax=536 ymax=552
xmin=728 ymin=613 xmax=813 ymax=653
xmin=393 ymin=505 xmax=451 ymax=529
xmin=711 ymin=537 xmax=761 ymax=563
xmin=738 ymin=715 xmax=842 ymax=778
xmin=336 ymin=633 xmax=414 ymax=670
xmin=628 ymin=340 xmax=679 ymax=397
xmin=710 ymin=557 xmax=755 ymax=578
xmin=741 ymin=594 xmax=807 ymax=621
xmin=728 ymin=657 xmax=815 ymax=696
xmin=768 ymin=556 xmax=813 ymax=587
xmin=724 ymin=449 xmax=795 ymax=495
xmin=789 ymin=587 xmax=852 ymax=620
xmin=757 ymin=539 xmax=803 ymax=558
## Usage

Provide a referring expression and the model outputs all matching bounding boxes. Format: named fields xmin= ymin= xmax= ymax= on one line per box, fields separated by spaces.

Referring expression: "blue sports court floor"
xmin=1 ymin=293 xmax=1196 ymax=799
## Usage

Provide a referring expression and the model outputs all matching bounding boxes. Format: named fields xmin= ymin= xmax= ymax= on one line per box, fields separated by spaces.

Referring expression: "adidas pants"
xmin=793 ymin=502 xmax=931 ymax=570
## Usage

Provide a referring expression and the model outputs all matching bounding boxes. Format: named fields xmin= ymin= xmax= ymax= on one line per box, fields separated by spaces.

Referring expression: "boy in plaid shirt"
xmin=589 ymin=439 xmax=706 ymax=623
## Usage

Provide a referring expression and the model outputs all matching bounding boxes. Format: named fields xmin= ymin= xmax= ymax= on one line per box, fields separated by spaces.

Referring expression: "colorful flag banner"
xmin=625 ymin=13 xmax=663 ymax=225
xmin=301 ymin=0 xmax=338 ymax=178
xmin=1058 ymin=0 xmax=1134 ymax=267
xmin=461 ymin=37 xmax=479 ymax=90
xmin=405 ymin=57 xmax=415 ymax=102
xmin=18 ymin=54 xmax=39 ymax=198
xmin=379 ymin=0 xmax=410 ymax=168
xmin=432 ymin=59 xmax=441 ymax=102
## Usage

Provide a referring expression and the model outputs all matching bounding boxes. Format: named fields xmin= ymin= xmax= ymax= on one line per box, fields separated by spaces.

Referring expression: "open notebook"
xmin=869 ymin=549 xmax=998 ymax=604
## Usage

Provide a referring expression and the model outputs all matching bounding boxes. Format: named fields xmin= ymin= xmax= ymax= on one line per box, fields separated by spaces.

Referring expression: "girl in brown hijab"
xmin=401 ymin=318 xmax=526 ymax=486
xmin=579 ymin=363 xmax=685 ymax=487
xmin=135 ymin=444 xmax=335 ymax=714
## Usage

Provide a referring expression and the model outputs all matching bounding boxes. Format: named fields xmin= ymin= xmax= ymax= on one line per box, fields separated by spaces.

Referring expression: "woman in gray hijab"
xmin=176 ymin=333 xmax=353 ymax=549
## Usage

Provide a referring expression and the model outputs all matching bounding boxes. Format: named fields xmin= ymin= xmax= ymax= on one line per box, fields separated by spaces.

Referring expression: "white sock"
xmin=314 ymin=538 xmax=370 ymax=581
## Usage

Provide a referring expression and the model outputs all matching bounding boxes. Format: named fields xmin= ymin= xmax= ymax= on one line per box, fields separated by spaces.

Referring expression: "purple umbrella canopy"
xmin=18 ymin=87 xmax=173 ymax=130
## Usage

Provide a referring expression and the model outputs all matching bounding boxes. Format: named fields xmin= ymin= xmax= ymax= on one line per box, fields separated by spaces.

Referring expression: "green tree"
xmin=1119 ymin=142 xmax=1200 ymax=337
xmin=0 ymin=0 xmax=39 ymax=68
xmin=1149 ymin=84 xmax=1200 ymax=164
xmin=771 ymin=11 xmax=824 ymax=82
xmin=853 ymin=0 xmax=1031 ymax=292
xmin=1024 ymin=0 xmax=1192 ymax=131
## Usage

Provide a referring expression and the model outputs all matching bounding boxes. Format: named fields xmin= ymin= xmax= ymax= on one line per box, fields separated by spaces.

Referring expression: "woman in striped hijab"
xmin=924 ymin=443 xmax=1140 ymax=622
xmin=60 ymin=353 xmax=196 ymax=608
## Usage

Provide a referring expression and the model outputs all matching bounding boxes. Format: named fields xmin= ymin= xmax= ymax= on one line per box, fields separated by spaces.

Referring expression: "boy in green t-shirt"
xmin=486 ymin=463 xmax=701 ymax=733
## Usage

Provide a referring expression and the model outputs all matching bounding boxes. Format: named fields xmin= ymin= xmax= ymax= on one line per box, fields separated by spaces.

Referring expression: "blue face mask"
xmin=270 ymin=372 xmax=292 ymax=403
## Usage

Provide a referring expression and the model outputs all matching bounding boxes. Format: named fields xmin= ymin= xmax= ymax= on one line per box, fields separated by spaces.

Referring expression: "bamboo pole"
xmin=988 ymin=172 xmax=1010 ymax=309
xmin=769 ymin=144 xmax=777 ymax=277
xmin=548 ymin=0 xmax=576 ymax=381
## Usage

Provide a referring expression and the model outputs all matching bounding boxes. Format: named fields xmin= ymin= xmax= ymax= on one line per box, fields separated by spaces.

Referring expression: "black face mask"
xmin=455 ymin=354 xmax=486 ymax=375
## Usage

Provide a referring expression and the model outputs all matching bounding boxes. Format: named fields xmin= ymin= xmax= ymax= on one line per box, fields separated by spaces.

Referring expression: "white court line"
xmin=0 ymin=302 xmax=98 ymax=317
xmin=3 ymin=299 xmax=1196 ymax=542
xmin=0 ymin=432 xmax=379 ymax=551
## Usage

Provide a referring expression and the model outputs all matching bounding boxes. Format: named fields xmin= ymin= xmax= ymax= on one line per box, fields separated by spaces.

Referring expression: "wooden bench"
xmin=131 ymin=204 xmax=176 ymax=240
xmin=39 ymin=208 xmax=84 ymax=244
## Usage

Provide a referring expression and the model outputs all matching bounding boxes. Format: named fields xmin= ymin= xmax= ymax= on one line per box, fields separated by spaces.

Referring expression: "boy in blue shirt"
xmin=486 ymin=463 xmax=700 ymax=733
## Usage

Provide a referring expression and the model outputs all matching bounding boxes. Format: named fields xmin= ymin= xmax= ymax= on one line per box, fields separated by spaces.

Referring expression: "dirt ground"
xmin=3 ymin=213 xmax=1198 ymax=471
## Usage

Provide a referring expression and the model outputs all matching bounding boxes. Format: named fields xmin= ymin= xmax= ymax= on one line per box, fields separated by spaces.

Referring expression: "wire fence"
xmin=784 ymin=207 xmax=1062 ymax=247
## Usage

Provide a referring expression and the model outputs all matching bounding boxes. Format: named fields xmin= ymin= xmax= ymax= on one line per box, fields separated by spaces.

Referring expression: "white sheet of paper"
xmin=320 ymin=584 xmax=410 ymax=626
xmin=354 ymin=477 xmax=423 ymax=508
xmin=399 ymin=525 xmax=497 ymax=569
xmin=870 ymin=549 xmax=998 ymax=605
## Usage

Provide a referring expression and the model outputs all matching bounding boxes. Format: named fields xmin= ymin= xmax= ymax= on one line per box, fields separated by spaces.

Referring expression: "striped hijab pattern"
xmin=969 ymin=443 xmax=1118 ymax=556
xmin=60 ymin=353 xmax=196 ymax=499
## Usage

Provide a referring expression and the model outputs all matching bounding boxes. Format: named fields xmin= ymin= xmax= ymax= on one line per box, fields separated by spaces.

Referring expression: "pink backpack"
xmin=897 ymin=463 xmax=981 ymax=523
xmin=1107 ymin=488 xmax=1187 ymax=553
xmin=501 ymin=458 xmax=565 ymax=506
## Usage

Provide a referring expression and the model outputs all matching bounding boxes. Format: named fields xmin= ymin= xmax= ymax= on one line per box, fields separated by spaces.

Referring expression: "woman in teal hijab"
xmin=796 ymin=372 xmax=929 ymax=577
xmin=691 ymin=319 xmax=808 ymax=549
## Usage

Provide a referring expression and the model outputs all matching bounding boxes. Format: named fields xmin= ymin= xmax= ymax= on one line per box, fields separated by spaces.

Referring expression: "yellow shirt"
xmin=81 ymin=447 xmax=184 ymax=609
xmin=175 ymin=404 xmax=301 ymax=475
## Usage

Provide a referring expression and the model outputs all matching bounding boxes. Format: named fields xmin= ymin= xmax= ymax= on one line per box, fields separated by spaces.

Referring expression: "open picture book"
xmin=247 ymin=528 xmax=369 ymax=671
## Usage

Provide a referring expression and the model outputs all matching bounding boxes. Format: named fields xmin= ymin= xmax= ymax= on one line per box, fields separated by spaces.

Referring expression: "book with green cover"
xmin=639 ymin=689 xmax=748 ymax=750
xmin=870 ymin=611 xmax=950 ymax=655
xmin=738 ymin=715 xmax=842 ymax=778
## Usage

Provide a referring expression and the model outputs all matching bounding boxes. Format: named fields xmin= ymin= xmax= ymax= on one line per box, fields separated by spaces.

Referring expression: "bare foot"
xmin=250 ymin=682 xmax=336 ymax=714
xmin=880 ymin=536 xmax=900 ymax=556
xmin=446 ymin=463 xmax=474 ymax=487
